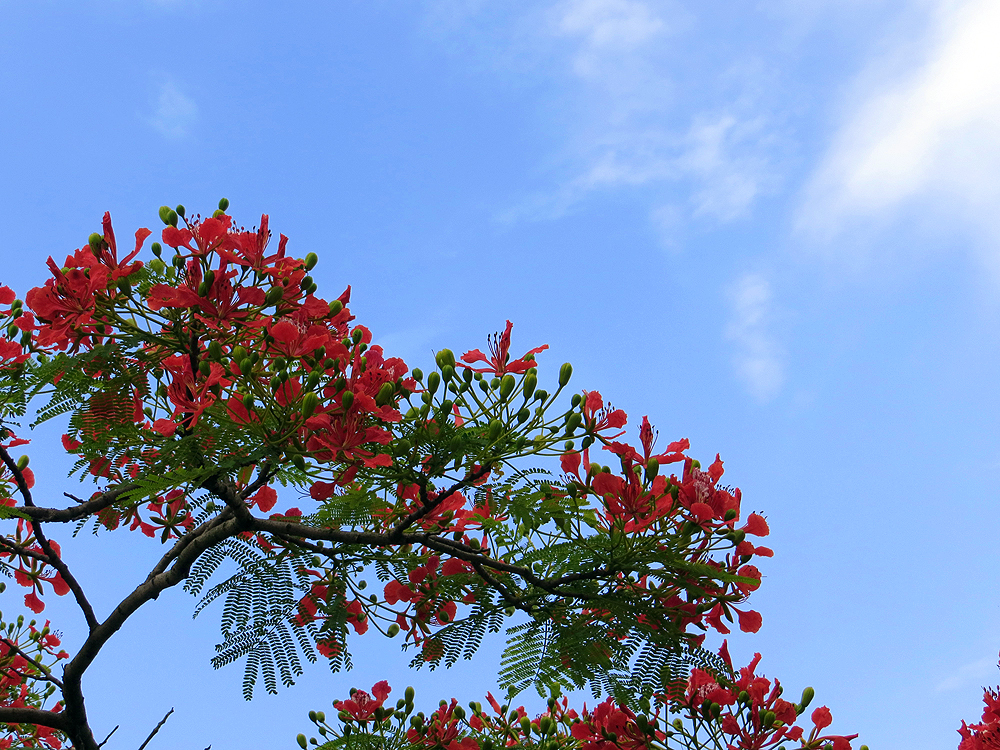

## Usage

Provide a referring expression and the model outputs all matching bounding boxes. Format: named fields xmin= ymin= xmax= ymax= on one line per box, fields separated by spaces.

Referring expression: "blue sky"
xmin=2 ymin=1 xmax=999 ymax=748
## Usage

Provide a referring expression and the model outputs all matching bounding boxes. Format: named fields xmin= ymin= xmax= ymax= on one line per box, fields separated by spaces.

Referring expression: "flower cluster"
xmin=304 ymin=666 xmax=862 ymax=750
xmin=0 ymin=615 xmax=68 ymax=749
xmin=958 ymin=654 xmax=1000 ymax=750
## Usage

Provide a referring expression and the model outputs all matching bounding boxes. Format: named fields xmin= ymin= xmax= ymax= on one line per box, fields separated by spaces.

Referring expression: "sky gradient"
xmin=1 ymin=1 xmax=998 ymax=748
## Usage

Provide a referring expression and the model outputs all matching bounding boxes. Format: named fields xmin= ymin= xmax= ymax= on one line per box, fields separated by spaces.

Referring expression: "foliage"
xmin=0 ymin=203 xmax=863 ymax=750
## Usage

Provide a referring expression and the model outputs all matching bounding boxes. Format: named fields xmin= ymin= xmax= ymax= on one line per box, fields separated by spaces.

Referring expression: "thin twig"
xmin=98 ymin=725 xmax=119 ymax=747
xmin=137 ymin=708 xmax=174 ymax=750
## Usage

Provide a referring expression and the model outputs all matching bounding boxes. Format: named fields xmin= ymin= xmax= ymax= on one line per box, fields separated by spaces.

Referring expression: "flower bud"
xmin=88 ymin=233 xmax=103 ymax=252
xmin=301 ymin=392 xmax=320 ymax=419
xmin=558 ymin=363 xmax=573 ymax=387
xmin=297 ymin=734 xmax=308 ymax=749
xmin=799 ymin=686 xmax=814 ymax=710
xmin=218 ymin=197 xmax=230 ymax=211
xmin=522 ymin=373 xmax=536 ymax=400
xmin=405 ymin=686 xmax=415 ymax=702
xmin=304 ymin=252 xmax=318 ymax=271
xmin=499 ymin=374 xmax=515 ymax=400
xmin=151 ymin=241 xmax=162 ymax=257
xmin=167 ymin=210 xmax=178 ymax=228
xmin=341 ymin=391 xmax=354 ymax=411
xmin=387 ymin=623 xmax=400 ymax=637
xmin=149 ymin=258 xmax=166 ymax=274
xmin=488 ymin=419 xmax=503 ymax=441
xmin=436 ymin=349 xmax=456 ymax=369
xmin=328 ymin=300 xmax=343 ymax=316
xmin=158 ymin=206 xmax=172 ymax=225
xmin=265 ymin=286 xmax=284 ymax=306
xmin=645 ymin=458 xmax=659 ymax=481
xmin=426 ymin=371 xmax=440 ymax=394
xmin=16 ymin=455 xmax=29 ymax=470
xmin=175 ymin=204 xmax=186 ymax=218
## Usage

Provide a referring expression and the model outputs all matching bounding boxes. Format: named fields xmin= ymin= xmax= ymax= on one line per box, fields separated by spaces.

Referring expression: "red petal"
xmin=737 ymin=609 xmax=762 ymax=633
xmin=0 ymin=286 xmax=14 ymax=305
xmin=24 ymin=591 xmax=45 ymax=614
xmin=742 ymin=513 xmax=769 ymax=537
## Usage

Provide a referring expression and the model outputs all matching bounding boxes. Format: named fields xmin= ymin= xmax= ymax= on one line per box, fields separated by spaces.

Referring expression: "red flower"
xmin=334 ymin=681 xmax=391 ymax=722
xmin=459 ymin=321 xmax=547 ymax=375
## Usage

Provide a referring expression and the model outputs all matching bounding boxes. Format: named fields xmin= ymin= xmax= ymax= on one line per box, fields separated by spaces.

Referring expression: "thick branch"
xmin=0 ymin=446 xmax=99 ymax=631
xmin=0 ymin=706 xmax=69 ymax=731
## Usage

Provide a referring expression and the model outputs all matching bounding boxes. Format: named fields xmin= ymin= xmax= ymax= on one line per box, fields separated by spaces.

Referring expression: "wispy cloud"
xmin=725 ymin=273 xmax=785 ymax=401
xmin=935 ymin=653 xmax=999 ymax=693
xmin=432 ymin=1 xmax=784 ymax=231
xmin=797 ymin=0 xmax=1000 ymax=244
xmin=149 ymin=80 xmax=198 ymax=139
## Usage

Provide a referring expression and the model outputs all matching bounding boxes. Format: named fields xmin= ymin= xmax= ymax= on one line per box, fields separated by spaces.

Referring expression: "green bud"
xmin=167 ymin=210 xmax=178 ymax=227
xmin=175 ymin=204 xmax=185 ymax=218
xmin=118 ymin=277 xmax=132 ymax=295
xmin=387 ymin=623 xmax=400 ymax=638
xmin=488 ymin=419 xmax=503 ymax=441
xmin=172 ymin=253 xmax=185 ymax=268
xmin=301 ymin=392 xmax=320 ymax=419
xmin=426 ymin=371 xmax=440 ymax=394
xmin=341 ymin=391 xmax=354 ymax=411
xmin=558 ymin=362 xmax=573 ymax=387
xmin=799 ymin=687 xmax=814 ymax=710
xmin=151 ymin=241 xmax=162 ymax=257
xmin=88 ymin=233 xmax=103 ymax=252
xmin=645 ymin=458 xmax=659 ymax=481
xmin=351 ymin=328 xmax=363 ymax=345
xmin=522 ymin=373 xmax=536 ymax=400
xmin=149 ymin=258 xmax=166 ymax=274
xmin=724 ymin=508 xmax=738 ymax=521
xmin=240 ymin=357 xmax=254 ymax=375
xmin=441 ymin=364 xmax=454 ymax=382
xmin=158 ymin=205 xmax=172 ymax=225
xmin=499 ymin=374 xmax=515 ymax=399
xmin=16 ymin=455 xmax=29 ymax=470
xmin=304 ymin=252 xmax=318 ymax=271
xmin=453 ymin=705 xmax=465 ymax=720
xmin=405 ymin=687 xmax=415 ymax=702
xmin=218 ymin=197 xmax=230 ymax=211
xmin=264 ymin=286 xmax=284 ymax=306
xmin=435 ymin=349 xmax=456 ymax=369
xmin=297 ymin=734 xmax=307 ymax=749
xmin=198 ymin=281 xmax=210 ymax=297
xmin=412 ymin=368 xmax=423 ymax=382
xmin=199 ymin=360 xmax=211 ymax=377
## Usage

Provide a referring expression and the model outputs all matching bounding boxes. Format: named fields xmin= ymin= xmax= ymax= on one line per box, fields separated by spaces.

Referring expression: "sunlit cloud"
xmin=797 ymin=0 xmax=1000 ymax=245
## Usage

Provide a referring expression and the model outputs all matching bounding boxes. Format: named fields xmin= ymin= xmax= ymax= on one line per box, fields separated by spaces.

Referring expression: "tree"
xmin=0 ymin=201 xmax=860 ymax=749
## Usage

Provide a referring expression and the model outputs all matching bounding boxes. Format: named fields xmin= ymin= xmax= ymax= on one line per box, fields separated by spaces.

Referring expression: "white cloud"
xmin=935 ymin=653 xmax=998 ymax=692
xmin=150 ymin=81 xmax=198 ymax=139
xmin=798 ymin=0 xmax=1000 ymax=242
xmin=726 ymin=273 xmax=785 ymax=401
